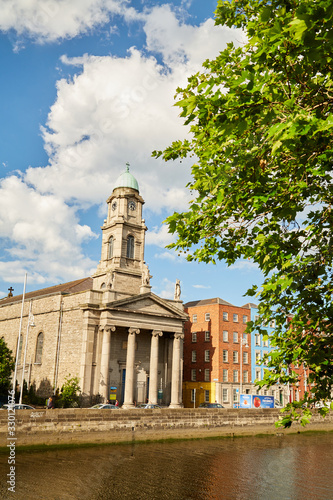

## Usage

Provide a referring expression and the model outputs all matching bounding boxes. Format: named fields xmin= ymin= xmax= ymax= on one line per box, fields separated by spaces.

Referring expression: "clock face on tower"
xmin=128 ymin=200 xmax=136 ymax=211
xmin=111 ymin=201 xmax=117 ymax=211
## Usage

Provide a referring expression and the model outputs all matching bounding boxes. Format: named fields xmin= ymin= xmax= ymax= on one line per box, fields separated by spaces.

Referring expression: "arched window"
xmin=17 ymin=336 xmax=23 ymax=364
xmin=35 ymin=332 xmax=43 ymax=364
xmin=108 ymin=236 xmax=114 ymax=259
xmin=126 ymin=235 xmax=134 ymax=259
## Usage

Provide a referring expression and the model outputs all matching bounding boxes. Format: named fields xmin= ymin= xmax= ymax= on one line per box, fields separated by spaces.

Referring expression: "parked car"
xmin=89 ymin=404 xmax=120 ymax=409
xmin=274 ymin=400 xmax=284 ymax=408
xmin=136 ymin=404 xmax=161 ymax=409
xmin=198 ymin=403 xmax=225 ymax=408
xmin=314 ymin=401 xmax=331 ymax=409
xmin=1 ymin=404 xmax=35 ymax=410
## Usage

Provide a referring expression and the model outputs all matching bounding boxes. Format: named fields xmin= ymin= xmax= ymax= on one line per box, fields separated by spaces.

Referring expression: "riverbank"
xmin=1 ymin=407 xmax=332 ymax=450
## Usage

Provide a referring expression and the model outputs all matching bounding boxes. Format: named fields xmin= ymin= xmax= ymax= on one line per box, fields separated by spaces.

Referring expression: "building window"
xmin=243 ymin=352 xmax=248 ymax=364
xmin=255 ymin=351 xmax=261 ymax=364
xmin=243 ymin=371 xmax=248 ymax=383
xmin=126 ymin=235 xmax=134 ymax=258
xmin=223 ymin=330 xmax=228 ymax=342
xmin=191 ymin=369 xmax=196 ymax=381
xmin=263 ymin=338 xmax=269 ymax=347
xmin=243 ymin=315 xmax=248 ymax=324
xmin=233 ymin=351 xmax=238 ymax=363
xmin=233 ymin=370 xmax=239 ymax=383
xmin=205 ymin=390 xmax=210 ymax=402
xmin=17 ymin=336 xmax=23 ymax=365
xmin=233 ymin=331 xmax=238 ymax=343
xmin=254 ymin=314 xmax=260 ymax=322
xmin=233 ymin=389 xmax=238 ymax=402
xmin=204 ymin=350 xmax=210 ymax=362
xmin=35 ymin=332 xmax=43 ymax=364
xmin=233 ymin=313 xmax=238 ymax=323
xmin=242 ymin=333 xmax=248 ymax=343
xmin=192 ymin=332 xmax=197 ymax=343
xmin=223 ymin=312 xmax=228 ymax=321
xmin=255 ymin=369 xmax=261 ymax=381
xmin=223 ymin=369 xmax=228 ymax=382
xmin=205 ymin=331 xmax=210 ymax=342
xmin=204 ymin=369 xmax=210 ymax=382
xmin=255 ymin=334 xmax=261 ymax=346
xmin=223 ymin=350 xmax=228 ymax=362
xmin=192 ymin=350 xmax=197 ymax=362
xmin=108 ymin=236 xmax=114 ymax=259
xmin=192 ymin=314 xmax=197 ymax=323
xmin=222 ymin=388 xmax=228 ymax=402
xmin=270 ymin=319 xmax=276 ymax=328
xmin=205 ymin=313 xmax=210 ymax=322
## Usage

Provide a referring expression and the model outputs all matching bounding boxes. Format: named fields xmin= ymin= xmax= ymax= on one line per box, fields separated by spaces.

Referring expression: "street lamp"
xmin=239 ymin=336 xmax=249 ymax=403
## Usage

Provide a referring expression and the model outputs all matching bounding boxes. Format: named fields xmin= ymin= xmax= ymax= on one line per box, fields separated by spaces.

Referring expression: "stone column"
xmin=148 ymin=330 xmax=163 ymax=404
xmin=169 ymin=333 xmax=184 ymax=408
xmin=99 ymin=325 xmax=115 ymax=402
xmin=122 ymin=328 xmax=140 ymax=409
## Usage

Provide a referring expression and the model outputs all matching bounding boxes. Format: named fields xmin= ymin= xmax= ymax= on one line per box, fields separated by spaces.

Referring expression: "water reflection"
xmin=0 ymin=433 xmax=332 ymax=499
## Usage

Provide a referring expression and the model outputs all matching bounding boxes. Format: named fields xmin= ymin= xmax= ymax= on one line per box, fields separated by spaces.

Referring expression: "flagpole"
xmin=12 ymin=273 xmax=27 ymax=402
xmin=19 ymin=300 xmax=34 ymax=404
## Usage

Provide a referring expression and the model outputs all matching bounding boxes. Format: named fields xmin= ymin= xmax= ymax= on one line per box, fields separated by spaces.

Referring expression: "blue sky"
xmin=0 ymin=0 xmax=262 ymax=306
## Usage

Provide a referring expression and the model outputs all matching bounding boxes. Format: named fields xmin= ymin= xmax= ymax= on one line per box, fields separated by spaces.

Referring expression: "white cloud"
xmin=144 ymin=4 xmax=246 ymax=70
xmin=0 ymin=176 xmax=97 ymax=284
xmin=25 ymin=8 xmax=245 ymax=216
xmin=0 ymin=0 xmax=131 ymax=44
xmin=193 ymin=284 xmax=211 ymax=289
xmin=229 ymin=260 xmax=259 ymax=271
xmin=154 ymin=277 xmax=175 ymax=299
xmin=25 ymin=47 xmax=192 ymax=212
xmin=146 ymin=224 xmax=174 ymax=247
xmin=154 ymin=251 xmax=177 ymax=261
xmin=2 ymin=5 xmax=245 ymax=286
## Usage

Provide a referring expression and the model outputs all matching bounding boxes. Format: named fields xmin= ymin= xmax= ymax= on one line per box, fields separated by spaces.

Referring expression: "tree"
xmin=0 ymin=337 xmax=15 ymax=397
xmin=59 ymin=375 xmax=81 ymax=408
xmin=153 ymin=0 xmax=333 ymax=426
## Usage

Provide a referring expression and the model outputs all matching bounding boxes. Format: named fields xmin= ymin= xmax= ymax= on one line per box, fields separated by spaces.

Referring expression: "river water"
xmin=1 ymin=432 xmax=332 ymax=500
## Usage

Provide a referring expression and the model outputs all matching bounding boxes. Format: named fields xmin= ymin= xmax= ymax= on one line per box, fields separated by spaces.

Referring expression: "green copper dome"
xmin=114 ymin=163 xmax=139 ymax=192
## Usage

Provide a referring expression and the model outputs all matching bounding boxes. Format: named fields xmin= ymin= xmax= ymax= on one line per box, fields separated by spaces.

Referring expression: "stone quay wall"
xmin=1 ymin=408 xmax=332 ymax=448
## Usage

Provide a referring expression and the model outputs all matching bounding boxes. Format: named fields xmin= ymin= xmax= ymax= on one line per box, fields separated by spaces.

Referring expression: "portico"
xmin=80 ymin=166 xmax=187 ymax=407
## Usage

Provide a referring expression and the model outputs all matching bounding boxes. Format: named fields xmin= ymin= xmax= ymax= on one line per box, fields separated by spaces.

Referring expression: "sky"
xmin=0 ymin=0 xmax=263 ymax=307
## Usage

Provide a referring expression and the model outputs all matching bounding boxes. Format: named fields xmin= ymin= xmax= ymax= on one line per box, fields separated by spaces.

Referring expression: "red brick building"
xmin=183 ymin=298 xmax=253 ymax=408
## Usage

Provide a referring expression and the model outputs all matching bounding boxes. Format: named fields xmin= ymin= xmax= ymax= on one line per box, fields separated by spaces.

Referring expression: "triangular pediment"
xmin=105 ymin=292 xmax=188 ymax=320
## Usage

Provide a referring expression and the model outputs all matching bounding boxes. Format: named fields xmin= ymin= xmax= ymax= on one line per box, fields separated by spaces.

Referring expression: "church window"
xmin=35 ymin=332 xmax=43 ymax=364
xmin=126 ymin=235 xmax=134 ymax=259
xmin=17 ymin=336 xmax=23 ymax=364
xmin=108 ymin=236 xmax=114 ymax=259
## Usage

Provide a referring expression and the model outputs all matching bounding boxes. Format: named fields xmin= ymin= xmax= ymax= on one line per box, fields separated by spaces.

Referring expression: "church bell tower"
xmin=93 ymin=164 xmax=150 ymax=295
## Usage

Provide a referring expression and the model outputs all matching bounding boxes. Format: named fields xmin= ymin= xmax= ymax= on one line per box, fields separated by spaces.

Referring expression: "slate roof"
xmin=184 ymin=297 xmax=235 ymax=308
xmin=0 ymin=277 xmax=93 ymax=306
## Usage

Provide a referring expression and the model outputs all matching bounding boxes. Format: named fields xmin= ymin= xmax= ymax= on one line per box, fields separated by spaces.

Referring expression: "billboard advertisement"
xmin=240 ymin=394 xmax=252 ymax=408
xmin=239 ymin=395 xmax=275 ymax=409
xmin=252 ymin=395 xmax=274 ymax=409
xmin=109 ymin=386 xmax=117 ymax=402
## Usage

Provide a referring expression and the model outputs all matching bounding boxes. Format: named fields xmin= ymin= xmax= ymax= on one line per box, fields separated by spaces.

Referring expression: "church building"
xmin=0 ymin=166 xmax=187 ymax=407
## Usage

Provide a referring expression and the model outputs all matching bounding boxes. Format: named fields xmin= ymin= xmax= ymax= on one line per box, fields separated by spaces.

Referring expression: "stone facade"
xmin=0 ymin=168 xmax=187 ymax=407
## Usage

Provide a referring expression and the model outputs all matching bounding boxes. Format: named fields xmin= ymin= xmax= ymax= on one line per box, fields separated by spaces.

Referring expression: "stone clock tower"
xmin=93 ymin=164 xmax=150 ymax=294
